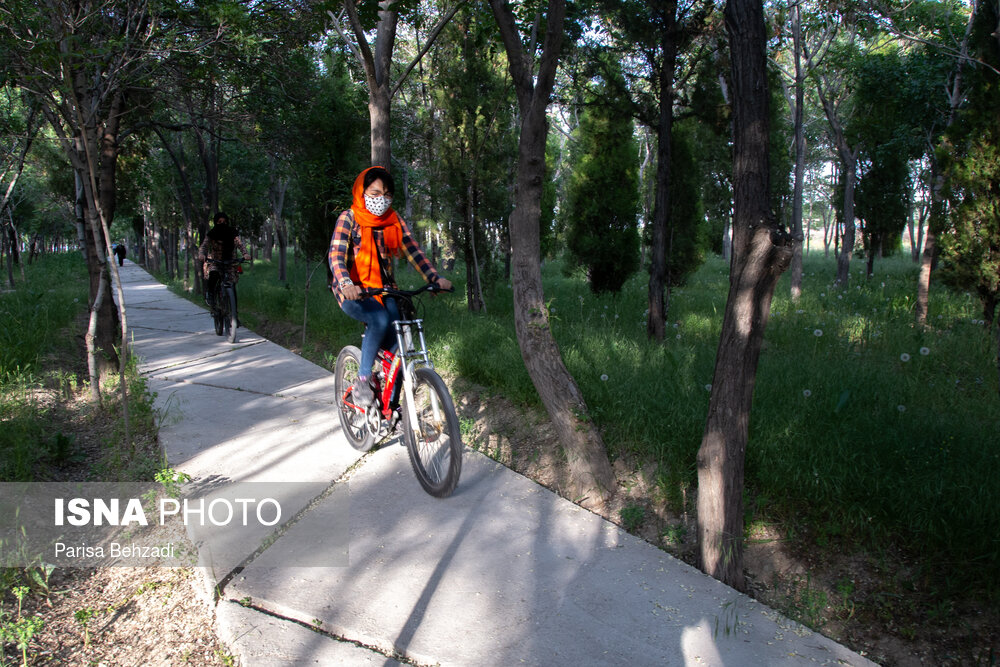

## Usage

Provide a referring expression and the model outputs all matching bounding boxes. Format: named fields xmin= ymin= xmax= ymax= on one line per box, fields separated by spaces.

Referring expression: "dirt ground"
xmin=1 ymin=331 xmax=233 ymax=666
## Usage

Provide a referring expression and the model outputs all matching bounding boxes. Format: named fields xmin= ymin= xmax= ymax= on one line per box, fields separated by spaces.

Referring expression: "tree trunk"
xmin=3 ymin=223 xmax=13 ymax=288
xmin=647 ymin=0 xmax=678 ymax=342
xmin=915 ymin=170 xmax=939 ymax=326
xmin=836 ymin=158 xmax=857 ymax=286
xmin=490 ymin=0 xmax=615 ymax=504
xmin=370 ymin=83 xmax=392 ymax=169
xmin=696 ymin=0 xmax=793 ymax=591
xmin=465 ymin=177 xmax=485 ymax=312
xmin=268 ymin=164 xmax=290 ymax=282
xmin=789 ymin=0 xmax=806 ymax=302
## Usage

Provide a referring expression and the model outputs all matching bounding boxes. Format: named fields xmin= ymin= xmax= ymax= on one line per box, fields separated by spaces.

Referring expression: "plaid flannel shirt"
xmin=328 ymin=210 xmax=439 ymax=304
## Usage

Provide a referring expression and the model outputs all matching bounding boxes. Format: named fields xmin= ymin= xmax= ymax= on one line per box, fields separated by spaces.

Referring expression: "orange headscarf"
xmin=349 ymin=166 xmax=403 ymax=292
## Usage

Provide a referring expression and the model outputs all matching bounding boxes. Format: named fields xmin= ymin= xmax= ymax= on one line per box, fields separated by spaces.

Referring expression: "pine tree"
xmin=565 ymin=81 xmax=640 ymax=294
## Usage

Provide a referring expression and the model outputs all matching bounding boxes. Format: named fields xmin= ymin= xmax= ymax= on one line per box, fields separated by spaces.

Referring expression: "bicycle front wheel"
xmin=403 ymin=367 xmax=462 ymax=497
xmin=334 ymin=345 xmax=375 ymax=452
xmin=212 ymin=307 xmax=224 ymax=336
xmin=223 ymin=286 xmax=238 ymax=343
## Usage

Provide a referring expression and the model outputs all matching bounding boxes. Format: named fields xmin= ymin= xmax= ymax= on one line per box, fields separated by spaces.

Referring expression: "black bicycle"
xmin=206 ymin=258 xmax=243 ymax=343
xmin=334 ymin=283 xmax=463 ymax=497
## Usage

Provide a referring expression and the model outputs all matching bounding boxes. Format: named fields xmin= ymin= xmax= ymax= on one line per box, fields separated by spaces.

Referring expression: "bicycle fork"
xmin=392 ymin=319 xmax=444 ymax=434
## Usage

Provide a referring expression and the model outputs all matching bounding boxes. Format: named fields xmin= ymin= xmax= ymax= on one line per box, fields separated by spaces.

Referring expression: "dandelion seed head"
xmin=897 ymin=405 xmax=906 ymax=412
xmin=600 ymin=374 xmax=609 ymax=381
xmin=803 ymin=389 xmax=812 ymax=398
xmin=704 ymin=384 xmax=712 ymax=392
xmin=920 ymin=347 xmax=930 ymax=356
xmin=900 ymin=353 xmax=911 ymax=362
xmin=813 ymin=329 xmax=823 ymax=337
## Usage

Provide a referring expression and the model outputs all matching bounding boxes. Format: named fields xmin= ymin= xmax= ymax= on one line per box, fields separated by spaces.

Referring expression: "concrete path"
xmin=119 ymin=261 xmax=877 ymax=666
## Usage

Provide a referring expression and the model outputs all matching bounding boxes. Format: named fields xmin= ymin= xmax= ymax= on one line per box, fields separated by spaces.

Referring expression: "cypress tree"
xmin=564 ymin=81 xmax=640 ymax=294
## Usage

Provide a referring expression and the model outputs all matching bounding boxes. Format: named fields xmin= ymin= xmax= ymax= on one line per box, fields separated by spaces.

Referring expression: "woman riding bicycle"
xmin=199 ymin=211 xmax=249 ymax=310
xmin=328 ymin=166 xmax=452 ymax=406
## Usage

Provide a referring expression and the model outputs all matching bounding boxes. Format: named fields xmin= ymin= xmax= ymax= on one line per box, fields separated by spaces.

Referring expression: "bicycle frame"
xmin=350 ymin=285 xmax=449 ymax=432
xmin=370 ymin=318 xmax=431 ymax=419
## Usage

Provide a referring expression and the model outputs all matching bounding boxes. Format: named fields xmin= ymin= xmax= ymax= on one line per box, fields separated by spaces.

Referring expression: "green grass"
xmin=0 ymin=254 xmax=89 ymax=481
xmin=162 ymin=249 xmax=1000 ymax=601
xmin=0 ymin=253 xmax=89 ymax=382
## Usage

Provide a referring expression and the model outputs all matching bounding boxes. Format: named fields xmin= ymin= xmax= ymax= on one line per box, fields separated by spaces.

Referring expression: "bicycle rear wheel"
xmin=403 ymin=367 xmax=462 ymax=497
xmin=335 ymin=345 xmax=375 ymax=452
xmin=223 ymin=285 xmax=238 ymax=343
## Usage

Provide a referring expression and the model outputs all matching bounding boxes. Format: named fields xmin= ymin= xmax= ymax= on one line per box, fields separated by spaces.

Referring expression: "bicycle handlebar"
xmin=206 ymin=258 xmax=247 ymax=266
xmin=359 ymin=283 xmax=454 ymax=299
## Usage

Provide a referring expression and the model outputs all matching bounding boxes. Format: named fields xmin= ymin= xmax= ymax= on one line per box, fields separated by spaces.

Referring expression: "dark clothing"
xmin=198 ymin=223 xmax=247 ymax=282
xmin=114 ymin=244 xmax=126 ymax=266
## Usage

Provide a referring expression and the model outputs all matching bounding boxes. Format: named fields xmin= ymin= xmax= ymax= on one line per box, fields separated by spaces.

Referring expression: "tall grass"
xmin=191 ymin=250 xmax=1000 ymax=599
xmin=0 ymin=254 xmax=89 ymax=481
xmin=0 ymin=253 xmax=88 ymax=382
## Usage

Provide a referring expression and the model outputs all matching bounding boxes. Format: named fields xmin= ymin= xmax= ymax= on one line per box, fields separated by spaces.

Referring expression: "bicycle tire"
xmin=212 ymin=306 xmax=224 ymax=336
xmin=223 ymin=286 xmax=238 ymax=343
xmin=334 ymin=345 xmax=376 ymax=452
xmin=402 ymin=367 xmax=462 ymax=497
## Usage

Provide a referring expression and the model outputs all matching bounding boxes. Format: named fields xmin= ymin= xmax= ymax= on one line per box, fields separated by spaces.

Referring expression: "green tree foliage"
xmin=287 ymin=53 xmax=368 ymax=260
xmin=564 ymin=76 xmax=640 ymax=294
xmin=939 ymin=0 xmax=1000 ymax=326
xmin=664 ymin=119 xmax=707 ymax=285
xmin=432 ymin=4 xmax=518 ymax=297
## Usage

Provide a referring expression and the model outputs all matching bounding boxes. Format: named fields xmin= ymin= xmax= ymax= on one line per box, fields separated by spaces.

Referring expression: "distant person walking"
xmin=113 ymin=242 xmax=127 ymax=266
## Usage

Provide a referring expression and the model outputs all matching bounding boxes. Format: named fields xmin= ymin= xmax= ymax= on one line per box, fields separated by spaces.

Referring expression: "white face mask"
xmin=364 ymin=194 xmax=392 ymax=217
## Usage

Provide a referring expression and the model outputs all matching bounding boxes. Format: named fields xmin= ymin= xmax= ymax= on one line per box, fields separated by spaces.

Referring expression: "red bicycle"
xmin=334 ymin=284 xmax=462 ymax=498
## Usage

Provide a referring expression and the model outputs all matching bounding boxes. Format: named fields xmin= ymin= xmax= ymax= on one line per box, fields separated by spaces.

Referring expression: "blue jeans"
xmin=340 ymin=297 xmax=401 ymax=377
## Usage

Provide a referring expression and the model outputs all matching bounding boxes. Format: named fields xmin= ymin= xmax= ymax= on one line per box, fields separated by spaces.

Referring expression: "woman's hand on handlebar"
xmin=342 ymin=283 xmax=363 ymax=301
xmin=433 ymin=277 xmax=453 ymax=293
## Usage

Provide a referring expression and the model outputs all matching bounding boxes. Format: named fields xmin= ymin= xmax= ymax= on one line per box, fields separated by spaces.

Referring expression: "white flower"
xmin=73 ymin=298 xmax=79 ymax=303
xmin=614 ymin=314 xmax=619 ymax=319
xmin=796 ymin=309 xmax=805 ymax=314
xmin=900 ymin=353 xmax=911 ymax=362
xmin=600 ymin=374 xmax=609 ymax=382
xmin=813 ymin=329 xmax=823 ymax=337
xmin=704 ymin=384 xmax=712 ymax=392
xmin=803 ymin=389 xmax=812 ymax=398
xmin=897 ymin=405 xmax=906 ymax=413
xmin=838 ymin=295 xmax=843 ymax=299
xmin=920 ymin=347 xmax=930 ymax=356
xmin=820 ymin=293 xmax=825 ymax=297
xmin=443 ymin=344 xmax=451 ymax=351
xmin=673 ymin=322 xmax=679 ymax=328
xmin=676 ymin=334 xmax=681 ymax=340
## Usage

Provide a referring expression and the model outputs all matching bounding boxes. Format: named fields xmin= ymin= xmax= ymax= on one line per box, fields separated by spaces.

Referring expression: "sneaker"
xmin=351 ymin=377 xmax=374 ymax=407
